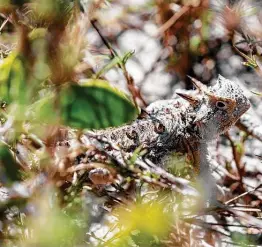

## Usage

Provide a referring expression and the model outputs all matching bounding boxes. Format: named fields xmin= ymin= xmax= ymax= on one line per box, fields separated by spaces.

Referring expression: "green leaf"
xmin=95 ymin=50 xmax=135 ymax=78
xmin=122 ymin=50 xmax=135 ymax=65
xmin=26 ymin=92 xmax=58 ymax=124
xmin=59 ymin=80 xmax=138 ymax=129
xmin=95 ymin=56 xmax=121 ymax=78
xmin=0 ymin=53 xmax=27 ymax=105
xmin=251 ymin=90 xmax=262 ymax=96
xmin=0 ymin=144 xmax=21 ymax=184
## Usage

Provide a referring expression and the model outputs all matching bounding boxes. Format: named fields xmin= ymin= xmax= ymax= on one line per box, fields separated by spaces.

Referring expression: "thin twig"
xmin=225 ymin=183 xmax=262 ymax=205
xmin=224 ymin=132 xmax=243 ymax=183
xmin=90 ymin=19 xmax=118 ymax=59
xmin=67 ymin=162 xmax=108 ymax=173
xmin=0 ymin=17 xmax=9 ymax=33
xmin=184 ymin=204 xmax=262 ymax=229
xmin=228 ymin=207 xmax=261 ymax=212
xmin=227 ymin=208 xmax=262 ymax=228
xmin=156 ymin=5 xmax=190 ymax=36
xmin=193 ymin=220 xmax=262 ymax=229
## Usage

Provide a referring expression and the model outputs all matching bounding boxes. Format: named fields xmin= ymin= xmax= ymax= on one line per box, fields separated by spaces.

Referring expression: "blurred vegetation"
xmin=0 ymin=0 xmax=260 ymax=246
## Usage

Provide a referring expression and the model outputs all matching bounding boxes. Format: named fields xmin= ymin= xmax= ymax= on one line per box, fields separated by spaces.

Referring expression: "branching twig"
xmin=90 ymin=19 xmax=147 ymax=108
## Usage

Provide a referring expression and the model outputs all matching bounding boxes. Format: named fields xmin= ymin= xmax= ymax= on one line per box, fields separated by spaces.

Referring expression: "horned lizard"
xmin=84 ymin=75 xmax=250 ymax=200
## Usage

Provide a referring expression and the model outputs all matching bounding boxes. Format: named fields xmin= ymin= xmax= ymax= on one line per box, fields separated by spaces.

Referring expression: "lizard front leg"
xmin=188 ymin=142 xmax=218 ymax=204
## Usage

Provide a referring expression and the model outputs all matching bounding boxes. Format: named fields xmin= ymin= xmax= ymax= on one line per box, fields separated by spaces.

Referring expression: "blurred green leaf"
xmin=32 ymin=0 xmax=73 ymax=20
xmin=59 ymin=80 xmax=138 ymax=129
xmin=20 ymin=186 xmax=86 ymax=247
xmin=0 ymin=0 xmax=12 ymax=8
xmin=28 ymin=28 xmax=47 ymax=41
xmin=26 ymin=92 xmax=58 ymax=124
xmin=190 ymin=35 xmax=201 ymax=52
xmin=231 ymin=232 xmax=259 ymax=246
xmin=166 ymin=152 xmax=193 ymax=177
xmin=0 ymin=53 xmax=27 ymax=105
xmin=0 ymin=144 xmax=21 ymax=184
xmin=106 ymin=201 xmax=171 ymax=247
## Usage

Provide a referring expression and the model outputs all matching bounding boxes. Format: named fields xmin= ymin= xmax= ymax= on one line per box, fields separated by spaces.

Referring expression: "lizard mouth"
xmin=244 ymin=100 xmax=251 ymax=112
xmin=238 ymin=99 xmax=251 ymax=116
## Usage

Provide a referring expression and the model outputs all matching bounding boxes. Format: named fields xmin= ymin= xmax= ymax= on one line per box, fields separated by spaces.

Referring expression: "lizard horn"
xmin=187 ymin=75 xmax=208 ymax=92
xmin=187 ymin=75 xmax=217 ymax=98
xmin=137 ymin=109 xmax=151 ymax=119
xmin=176 ymin=91 xmax=200 ymax=106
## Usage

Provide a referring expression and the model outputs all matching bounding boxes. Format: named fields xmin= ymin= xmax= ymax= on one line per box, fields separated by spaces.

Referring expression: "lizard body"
xmin=86 ymin=75 xmax=250 ymax=172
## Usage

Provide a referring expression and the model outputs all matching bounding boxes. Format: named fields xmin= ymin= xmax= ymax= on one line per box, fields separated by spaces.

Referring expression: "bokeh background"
xmin=0 ymin=0 xmax=262 ymax=246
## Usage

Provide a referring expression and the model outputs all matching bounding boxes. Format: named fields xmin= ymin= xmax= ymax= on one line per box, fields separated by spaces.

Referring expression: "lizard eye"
xmin=216 ymin=101 xmax=227 ymax=109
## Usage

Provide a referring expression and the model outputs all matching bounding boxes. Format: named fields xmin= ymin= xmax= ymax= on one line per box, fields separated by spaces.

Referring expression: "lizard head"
xmin=177 ymin=75 xmax=250 ymax=140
